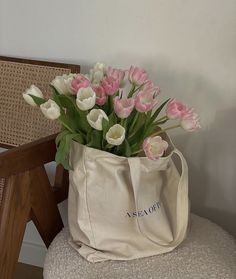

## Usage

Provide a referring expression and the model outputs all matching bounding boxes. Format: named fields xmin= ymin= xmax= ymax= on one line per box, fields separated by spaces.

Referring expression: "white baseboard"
xmin=18 ymin=240 xmax=47 ymax=268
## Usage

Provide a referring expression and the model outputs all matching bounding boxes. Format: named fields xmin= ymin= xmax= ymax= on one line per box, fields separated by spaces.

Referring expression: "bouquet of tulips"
xmin=23 ymin=63 xmax=200 ymax=169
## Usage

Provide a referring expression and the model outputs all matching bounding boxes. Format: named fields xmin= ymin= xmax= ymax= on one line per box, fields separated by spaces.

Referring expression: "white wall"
xmin=1 ymin=0 xmax=235 ymax=266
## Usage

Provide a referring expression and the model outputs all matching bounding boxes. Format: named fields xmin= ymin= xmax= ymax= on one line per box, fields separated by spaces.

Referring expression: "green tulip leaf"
xmin=50 ymin=84 xmax=61 ymax=96
xmin=29 ymin=95 xmax=46 ymax=106
xmin=87 ymin=130 xmax=102 ymax=149
xmin=150 ymin=98 xmax=170 ymax=123
xmin=55 ymin=131 xmax=84 ymax=170
xmin=124 ymin=139 xmax=132 ymax=157
xmin=102 ymin=118 xmax=110 ymax=140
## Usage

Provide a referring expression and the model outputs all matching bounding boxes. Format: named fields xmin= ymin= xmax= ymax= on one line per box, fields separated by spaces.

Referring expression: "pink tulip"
xmin=143 ymin=80 xmax=160 ymax=95
xmin=181 ymin=111 xmax=201 ymax=132
xmin=114 ymin=96 xmax=135 ymax=119
xmin=101 ymin=76 xmax=120 ymax=95
xmin=92 ymin=85 xmax=107 ymax=106
xmin=71 ymin=74 xmax=90 ymax=94
xmin=107 ymin=67 xmax=125 ymax=85
xmin=165 ymin=99 xmax=189 ymax=120
xmin=135 ymin=90 xmax=157 ymax=112
xmin=143 ymin=136 xmax=168 ymax=160
xmin=128 ymin=66 xmax=149 ymax=86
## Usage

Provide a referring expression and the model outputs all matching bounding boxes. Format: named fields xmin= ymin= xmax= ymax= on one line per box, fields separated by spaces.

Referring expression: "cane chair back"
xmin=0 ymin=57 xmax=79 ymax=147
xmin=0 ymin=56 xmax=80 ymax=205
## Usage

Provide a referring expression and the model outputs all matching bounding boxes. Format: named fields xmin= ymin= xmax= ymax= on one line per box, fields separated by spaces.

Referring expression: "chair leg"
xmin=30 ymin=166 xmax=64 ymax=248
xmin=0 ymin=172 xmax=31 ymax=279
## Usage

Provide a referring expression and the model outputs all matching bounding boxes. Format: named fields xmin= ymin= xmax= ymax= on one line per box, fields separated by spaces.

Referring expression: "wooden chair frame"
xmin=0 ymin=56 xmax=80 ymax=279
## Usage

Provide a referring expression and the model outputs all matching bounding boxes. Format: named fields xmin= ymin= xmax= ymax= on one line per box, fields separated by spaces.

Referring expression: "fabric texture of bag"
xmin=68 ymin=136 xmax=189 ymax=262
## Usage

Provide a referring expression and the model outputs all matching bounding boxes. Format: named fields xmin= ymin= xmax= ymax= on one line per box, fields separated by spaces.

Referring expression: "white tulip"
xmin=76 ymin=87 xmax=96 ymax=111
xmin=92 ymin=70 xmax=104 ymax=84
xmin=64 ymin=74 xmax=77 ymax=94
xmin=40 ymin=99 xmax=61 ymax=120
xmin=22 ymin=85 xmax=43 ymax=106
xmin=94 ymin=62 xmax=106 ymax=72
xmin=87 ymin=109 xmax=108 ymax=131
xmin=89 ymin=62 xmax=106 ymax=84
xmin=51 ymin=74 xmax=76 ymax=95
xmin=106 ymin=124 xmax=125 ymax=146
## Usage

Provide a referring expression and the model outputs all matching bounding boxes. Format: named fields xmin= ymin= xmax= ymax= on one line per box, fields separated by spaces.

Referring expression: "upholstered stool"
xmin=44 ymin=214 xmax=236 ymax=279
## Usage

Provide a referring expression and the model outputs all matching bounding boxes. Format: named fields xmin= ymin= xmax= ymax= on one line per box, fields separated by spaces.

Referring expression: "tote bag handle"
xmin=128 ymin=148 xmax=189 ymax=248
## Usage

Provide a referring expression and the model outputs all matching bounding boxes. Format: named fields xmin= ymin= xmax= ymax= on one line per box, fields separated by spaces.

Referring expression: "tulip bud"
xmin=76 ymin=87 xmax=96 ymax=111
xmin=51 ymin=74 xmax=76 ymax=95
xmin=87 ymin=109 xmax=108 ymax=130
xmin=107 ymin=67 xmax=125 ymax=86
xmin=71 ymin=74 xmax=90 ymax=94
xmin=128 ymin=66 xmax=148 ymax=86
xmin=89 ymin=63 xmax=106 ymax=84
xmin=101 ymin=77 xmax=119 ymax=96
xmin=23 ymin=85 xmax=43 ymax=106
xmin=114 ymin=96 xmax=135 ymax=119
xmin=106 ymin=124 xmax=125 ymax=146
xmin=181 ymin=112 xmax=201 ymax=132
xmin=92 ymin=85 xmax=107 ymax=106
xmin=135 ymin=90 xmax=157 ymax=112
xmin=143 ymin=136 xmax=168 ymax=160
xmin=143 ymin=80 xmax=160 ymax=95
xmin=166 ymin=99 xmax=188 ymax=120
xmin=40 ymin=99 xmax=61 ymax=120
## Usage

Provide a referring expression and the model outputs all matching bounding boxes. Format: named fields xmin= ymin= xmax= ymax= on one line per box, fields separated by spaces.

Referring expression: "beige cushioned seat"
xmin=44 ymin=214 xmax=236 ymax=279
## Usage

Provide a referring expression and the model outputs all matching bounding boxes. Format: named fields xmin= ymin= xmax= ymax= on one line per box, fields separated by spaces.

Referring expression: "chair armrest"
xmin=0 ymin=134 xmax=57 ymax=178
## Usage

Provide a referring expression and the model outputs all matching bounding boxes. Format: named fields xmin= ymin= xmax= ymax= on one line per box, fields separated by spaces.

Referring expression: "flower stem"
xmin=108 ymin=95 xmax=113 ymax=114
xmin=127 ymin=84 xmax=136 ymax=98
xmin=155 ymin=115 xmax=168 ymax=122
xmin=131 ymin=149 xmax=142 ymax=156
xmin=120 ymin=118 xmax=126 ymax=127
xmin=128 ymin=111 xmax=139 ymax=134
xmin=132 ymin=83 xmax=144 ymax=94
xmin=152 ymin=124 xmax=181 ymax=137
xmin=59 ymin=120 xmax=75 ymax=134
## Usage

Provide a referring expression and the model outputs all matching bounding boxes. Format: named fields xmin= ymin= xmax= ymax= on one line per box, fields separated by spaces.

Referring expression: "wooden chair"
xmin=0 ymin=56 xmax=80 ymax=279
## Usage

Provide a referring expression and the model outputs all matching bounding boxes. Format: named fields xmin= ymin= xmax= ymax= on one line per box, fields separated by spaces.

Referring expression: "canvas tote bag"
xmin=68 ymin=136 xmax=189 ymax=262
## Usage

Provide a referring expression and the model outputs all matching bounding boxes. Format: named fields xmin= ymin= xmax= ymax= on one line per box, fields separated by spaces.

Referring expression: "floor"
xmin=14 ymin=263 xmax=43 ymax=279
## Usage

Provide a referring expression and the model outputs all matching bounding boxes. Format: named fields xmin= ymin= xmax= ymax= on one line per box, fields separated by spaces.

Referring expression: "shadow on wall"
xmin=174 ymin=107 xmax=236 ymax=237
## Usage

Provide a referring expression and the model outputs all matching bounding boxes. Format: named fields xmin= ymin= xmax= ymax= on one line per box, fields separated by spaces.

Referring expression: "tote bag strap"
xmin=171 ymin=149 xmax=189 ymax=245
xmin=128 ymin=148 xmax=189 ymax=248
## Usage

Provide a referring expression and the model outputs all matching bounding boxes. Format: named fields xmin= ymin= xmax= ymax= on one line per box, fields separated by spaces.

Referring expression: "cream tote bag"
xmin=68 ymin=137 xmax=189 ymax=262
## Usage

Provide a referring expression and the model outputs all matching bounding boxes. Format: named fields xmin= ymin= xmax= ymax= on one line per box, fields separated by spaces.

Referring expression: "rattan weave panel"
xmin=0 ymin=61 xmax=72 ymax=146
